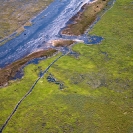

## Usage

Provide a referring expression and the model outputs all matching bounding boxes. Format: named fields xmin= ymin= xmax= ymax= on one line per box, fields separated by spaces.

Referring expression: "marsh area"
xmin=0 ymin=0 xmax=133 ymax=132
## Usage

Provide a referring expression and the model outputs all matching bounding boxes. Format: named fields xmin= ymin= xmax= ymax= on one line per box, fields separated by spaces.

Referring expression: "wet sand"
xmin=51 ymin=40 xmax=75 ymax=47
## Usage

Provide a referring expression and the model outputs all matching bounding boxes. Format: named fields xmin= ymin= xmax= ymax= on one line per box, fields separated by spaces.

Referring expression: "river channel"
xmin=0 ymin=0 xmax=98 ymax=68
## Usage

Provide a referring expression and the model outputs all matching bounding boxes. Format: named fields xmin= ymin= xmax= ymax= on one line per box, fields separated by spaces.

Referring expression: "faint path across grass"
xmin=0 ymin=53 xmax=65 ymax=133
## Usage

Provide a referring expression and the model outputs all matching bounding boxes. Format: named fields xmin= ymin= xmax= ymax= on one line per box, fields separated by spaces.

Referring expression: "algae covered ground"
xmin=0 ymin=0 xmax=133 ymax=132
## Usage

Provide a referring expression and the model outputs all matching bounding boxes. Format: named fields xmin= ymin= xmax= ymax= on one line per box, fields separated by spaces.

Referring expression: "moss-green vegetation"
xmin=0 ymin=0 xmax=53 ymax=44
xmin=0 ymin=0 xmax=133 ymax=132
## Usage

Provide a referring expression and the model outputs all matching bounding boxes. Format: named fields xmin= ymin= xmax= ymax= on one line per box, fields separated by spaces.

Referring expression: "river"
xmin=0 ymin=0 xmax=97 ymax=68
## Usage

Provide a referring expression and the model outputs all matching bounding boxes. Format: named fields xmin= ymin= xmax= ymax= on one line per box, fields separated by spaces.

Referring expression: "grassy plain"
xmin=0 ymin=0 xmax=133 ymax=132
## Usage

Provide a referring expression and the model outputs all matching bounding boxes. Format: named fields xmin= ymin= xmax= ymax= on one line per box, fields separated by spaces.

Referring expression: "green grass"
xmin=0 ymin=0 xmax=133 ymax=132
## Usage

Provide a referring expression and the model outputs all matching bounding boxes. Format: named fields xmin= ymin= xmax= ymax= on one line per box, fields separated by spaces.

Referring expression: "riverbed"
xmin=0 ymin=0 xmax=95 ymax=68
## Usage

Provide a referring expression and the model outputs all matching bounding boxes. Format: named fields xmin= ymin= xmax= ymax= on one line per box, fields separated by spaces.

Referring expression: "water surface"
xmin=0 ymin=0 xmax=103 ymax=68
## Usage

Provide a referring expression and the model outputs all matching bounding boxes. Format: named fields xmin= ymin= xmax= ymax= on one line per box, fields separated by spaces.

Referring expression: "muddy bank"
xmin=61 ymin=0 xmax=109 ymax=36
xmin=51 ymin=40 xmax=75 ymax=47
xmin=0 ymin=0 xmax=112 ymax=87
xmin=0 ymin=49 xmax=57 ymax=87
xmin=0 ymin=38 xmax=76 ymax=87
xmin=0 ymin=0 xmax=53 ymax=44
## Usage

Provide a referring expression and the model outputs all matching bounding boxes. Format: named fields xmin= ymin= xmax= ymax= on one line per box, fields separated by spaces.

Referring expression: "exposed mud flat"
xmin=0 ymin=49 xmax=57 ymax=87
xmin=62 ymin=0 xmax=110 ymax=35
xmin=0 ymin=38 xmax=75 ymax=87
xmin=51 ymin=39 xmax=75 ymax=47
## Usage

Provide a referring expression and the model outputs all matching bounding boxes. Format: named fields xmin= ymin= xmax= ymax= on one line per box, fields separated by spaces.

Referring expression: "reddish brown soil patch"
xmin=61 ymin=0 xmax=109 ymax=36
xmin=0 ymin=48 xmax=57 ymax=87
xmin=52 ymin=39 xmax=75 ymax=47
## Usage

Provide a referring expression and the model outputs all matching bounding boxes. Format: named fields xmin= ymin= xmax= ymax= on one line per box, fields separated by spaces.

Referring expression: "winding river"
xmin=0 ymin=0 xmax=97 ymax=68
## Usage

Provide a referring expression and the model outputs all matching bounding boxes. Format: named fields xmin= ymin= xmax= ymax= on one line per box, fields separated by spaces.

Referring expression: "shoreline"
xmin=0 ymin=0 xmax=113 ymax=88
xmin=61 ymin=0 xmax=110 ymax=36
xmin=0 ymin=0 xmax=54 ymax=45
xmin=51 ymin=39 xmax=75 ymax=47
xmin=0 ymin=0 xmax=91 ymax=68
xmin=0 ymin=49 xmax=57 ymax=88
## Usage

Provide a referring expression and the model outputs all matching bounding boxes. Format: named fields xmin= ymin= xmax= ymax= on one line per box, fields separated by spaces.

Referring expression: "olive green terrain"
xmin=0 ymin=0 xmax=53 ymax=45
xmin=0 ymin=0 xmax=133 ymax=132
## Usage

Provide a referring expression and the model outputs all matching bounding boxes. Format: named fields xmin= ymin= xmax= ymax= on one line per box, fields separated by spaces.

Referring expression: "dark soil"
xmin=0 ymin=49 xmax=57 ymax=87
xmin=61 ymin=0 xmax=109 ymax=35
